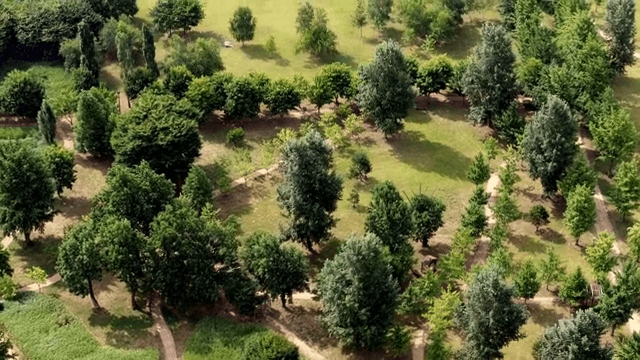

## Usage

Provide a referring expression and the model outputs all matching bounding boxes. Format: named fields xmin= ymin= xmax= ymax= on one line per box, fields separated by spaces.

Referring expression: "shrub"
xmin=243 ymin=332 xmax=299 ymax=360
xmin=185 ymin=73 xmax=233 ymax=123
xmin=265 ymin=78 xmax=301 ymax=117
xmin=225 ymin=77 xmax=261 ymax=119
xmin=164 ymin=65 xmax=194 ymax=99
xmin=42 ymin=145 xmax=77 ymax=196
xmin=72 ymin=63 xmax=99 ymax=92
xmin=124 ymin=67 xmax=156 ymax=100
xmin=166 ymin=37 xmax=225 ymax=77
xmin=0 ymin=70 xmax=46 ymax=118
xmin=227 ymin=127 xmax=245 ymax=147
xmin=416 ymin=55 xmax=454 ymax=95
xmin=349 ymin=151 xmax=372 ymax=181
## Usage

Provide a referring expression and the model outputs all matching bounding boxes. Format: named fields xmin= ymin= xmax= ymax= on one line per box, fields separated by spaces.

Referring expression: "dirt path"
xmin=263 ymin=316 xmax=326 ymax=360
xmin=150 ymin=294 xmax=178 ymax=360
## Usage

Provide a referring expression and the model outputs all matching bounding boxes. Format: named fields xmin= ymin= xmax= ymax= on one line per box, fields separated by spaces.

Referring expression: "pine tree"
xmin=514 ymin=259 xmax=541 ymax=303
xmin=37 ymin=99 xmax=57 ymax=145
xmin=558 ymin=266 xmax=589 ymax=307
xmin=78 ymin=21 xmax=99 ymax=79
xmin=605 ymin=0 xmax=636 ymax=73
xmin=596 ymin=260 xmax=640 ymax=336
xmin=493 ymin=191 xmax=520 ymax=224
xmin=142 ymin=24 xmax=159 ymax=78
xmin=467 ymin=152 xmax=491 ymax=185
xmin=615 ymin=332 xmax=640 ymax=360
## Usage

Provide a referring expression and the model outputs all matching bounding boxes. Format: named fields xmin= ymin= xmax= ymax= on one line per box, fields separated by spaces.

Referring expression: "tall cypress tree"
xmin=37 ymin=99 xmax=56 ymax=145
xmin=142 ymin=24 xmax=159 ymax=78
xmin=78 ymin=21 xmax=99 ymax=79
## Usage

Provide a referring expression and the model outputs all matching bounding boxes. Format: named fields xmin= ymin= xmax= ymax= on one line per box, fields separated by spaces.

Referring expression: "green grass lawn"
xmin=0 ymin=60 xmax=75 ymax=100
xmin=0 ymin=126 xmax=39 ymax=140
xmin=0 ymin=292 xmax=158 ymax=360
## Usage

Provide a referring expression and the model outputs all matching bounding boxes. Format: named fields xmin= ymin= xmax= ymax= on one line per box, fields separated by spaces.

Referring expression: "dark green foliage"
xmin=248 ymin=72 xmax=271 ymax=104
xmin=516 ymin=57 xmax=546 ymax=96
xmin=56 ymin=219 xmax=104 ymax=308
xmin=514 ymin=259 xmax=541 ymax=302
xmin=448 ymin=59 xmax=468 ymax=96
xmin=611 ymin=161 xmax=640 ymax=220
xmin=0 ymin=70 xmax=46 ymax=118
xmin=142 ymin=24 xmax=159 ymax=78
xmin=558 ymin=266 xmax=589 ymax=307
xmin=227 ymin=127 xmax=245 ymax=147
xmin=596 ymin=260 xmax=640 ymax=335
xmin=88 ymin=0 xmax=138 ymax=19
xmin=0 ymin=6 xmax=14 ymax=63
xmin=42 ymin=145 xmax=76 ymax=197
xmin=410 ymin=194 xmax=446 ymax=247
xmin=265 ymin=79 xmax=301 ymax=116
xmin=125 ymin=67 xmax=156 ymax=100
xmin=558 ymin=154 xmax=597 ymax=197
xmin=181 ymin=165 xmax=213 ymax=214
xmin=470 ymin=185 xmax=489 ymax=206
xmin=75 ymin=87 xmax=116 ymax=157
xmin=166 ymin=37 xmax=225 ymax=78
xmin=37 ymin=100 xmax=57 ymax=145
xmin=461 ymin=201 xmax=487 ymax=237
xmin=357 ymin=40 xmax=415 ymax=137
xmin=467 ymin=153 xmax=490 ymax=185
xmin=320 ymin=63 xmax=354 ymax=104
xmin=115 ymin=22 xmax=137 ymax=75
xmin=368 ymin=0 xmax=394 ymax=29
xmin=295 ymin=7 xmax=337 ymax=56
xmin=78 ymin=21 xmax=99 ymax=78
xmin=0 ymin=142 xmax=55 ymax=246
xmin=515 ymin=0 xmax=556 ymax=63
xmin=240 ymin=232 xmax=309 ymax=307
xmin=463 ymin=24 xmax=516 ymax=126
xmin=111 ymin=92 xmax=202 ymax=182
xmin=348 ymin=151 xmax=372 ymax=181
xmin=499 ymin=0 xmax=516 ymax=30
xmin=151 ymin=0 xmax=205 ymax=36
xmin=243 ymin=332 xmax=300 ymax=360
xmin=564 ymin=184 xmax=596 ymax=245
xmin=185 ymin=73 xmax=233 ymax=121
xmin=533 ymin=310 xmax=613 ymax=360
xmin=455 ymin=265 xmax=527 ymax=360
xmin=92 ymin=162 xmax=174 ymax=233
xmin=229 ymin=6 xmax=257 ymax=45
xmin=605 ymin=0 xmax=636 ymax=73
xmin=528 ymin=205 xmax=550 ymax=231
xmin=521 ymin=96 xmax=578 ymax=195
xmin=277 ymin=131 xmax=343 ymax=251
xmin=307 ymin=74 xmax=333 ymax=112
xmin=493 ymin=191 xmax=520 ymax=224
xmin=222 ymin=267 xmax=263 ymax=315
xmin=318 ymin=234 xmax=399 ymax=349
xmin=72 ymin=60 xmax=99 ymax=92
xmin=224 ymin=76 xmax=261 ymax=119
xmin=416 ymin=55 xmax=454 ymax=95
xmin=0 ymin=246 xmax=12 ymax=278
xmin=164 ymin=65 xmax=194 ymax=99
xmin=493 ymin=102 xmax=525 ymax=145
xmin=59 ymin=37 xmax=82 ymax=71
xmin=554 ymin=0 xmax=589 ymax=26
xmin=348 ymin=189 xmax=360 ymax=208
xmin=615 ymin=332 xmax=640 ymax=360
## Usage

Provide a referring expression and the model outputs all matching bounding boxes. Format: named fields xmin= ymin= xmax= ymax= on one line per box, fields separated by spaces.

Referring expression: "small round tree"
xmin=409 ymin=194 xmax=446 ymax=248
xmin=0 ymin=70 xmax=46 ymax=118
xmin=163 ymin=65 xmax=194 ymax=99
xmin=229 ymin=6 xmax=257 ymax=45
xmin=564 ymin=184 xmax=596 ymax=246
xmin=224 ymin=76 xmax=261 ymax=119
xmin=42 ymin=145 xmax=76 ymax=197
xmin=528 ymin=205 xmax=550 ymax=232
xmin=348 ymin=152 xmax=372 ymax=182
xmin=513 ymin=259 xmax=541 ymax=303
xmin=539 ymin=248 xmax=566 ymax=291
xmin=181 ymin=165 xmax=213 ymax=214
xmin=319 ymin=63 xmax=354 ymax=105
xmin=265 ymin=79 xmax=301 ymax=117
xmin=558 ymin=266 xmax=589 ymax=307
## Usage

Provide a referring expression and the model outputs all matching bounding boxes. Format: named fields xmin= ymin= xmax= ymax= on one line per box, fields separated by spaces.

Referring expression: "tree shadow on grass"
xmin=526 ymin=301 xmax=567 ymax=327
xmin=189 ymin=30 xmax=226 ymax=44
xmin=308 ymin=237 xmax=342 ymax=279
xmin=388 ymin=130 xmax=472 ymax=180
xmin=89 ymin=311 xmax=156 ymax=350
xmin=538 ymin=228 xmax=567 ymax=245
xmin=363 ymin=26 xmax=405 ymax=46
xmin=303 ymin=52 xmax=358 ymax=70
xmin=9 ymin=235 xmax=60 ymax=284
xmin=435 ymin=23 xmax=483 ymax=60
xmin=509 ymin=234 xmax=547 ymax=254
xmin=239 ymin=44 xmax=292 ymax=67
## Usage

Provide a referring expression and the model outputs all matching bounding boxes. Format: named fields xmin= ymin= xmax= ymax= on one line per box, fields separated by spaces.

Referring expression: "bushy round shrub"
xmin=243 ymin=332 xmax=299 ymax=360
xmin=0 ymin=70 xmax=46 ymax=118
xmin=227 ymin=127 xmax=245 ymax=147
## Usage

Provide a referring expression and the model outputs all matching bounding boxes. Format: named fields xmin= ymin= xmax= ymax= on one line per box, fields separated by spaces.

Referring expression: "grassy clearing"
xmin=0 ymin=292 xmax=158 ymax=360
xmin=0 ymin=126 xmax=39 ymax=140
xmin=0 ymin=60 xmax=75 ymax=100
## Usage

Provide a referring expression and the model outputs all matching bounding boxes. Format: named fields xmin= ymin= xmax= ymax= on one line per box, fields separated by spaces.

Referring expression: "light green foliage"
xmin=514 ymin=0 xmax=555 ymax=63
xmin=352 ymin=0 xmax=368 ymax=36
xmin=558 ymin=266 xmax=589 ymax=307
xmin=470 ymin=185 xmax=489 ymax=206
xmin=425 ymin=330 xmax=452 ymax=360
xmin=493 ymin=191 xmax=520 ymax=224
xmin=397 ymin=0 xmax=457 ymax=41
xmin=368 ymin=0 xmax=393 ymax=29
xmin=528 ymin=205 xmax=550 ymax=232
xmin=538 ymin=249 xmax=566 ymax=290
xmin=448 ymin=59 xmax=468 ymax=95
xmin=627 ymin=222 xmax=640 ymax=263
xmin=499 ymin=159 xmax=519 ymax=194
xmin=514 ymin=259 xmax=541 ymax=301
xmin=493 ymin=102 xmax=525 ymax=145
xmin=317 ymin=234 xmax=399 ymax=349
xmin=585 ymin=232 xmax=617 ymax=277
xmin=42 ymin=145 xmax=76 ymax=196
xmin=385 ymin=325 xmax=411 ymax=358
xmin=229 ymin=6 xmax=257 ymax=45
xmin=461 ymin=201 xmax=487 ymax=237
xmin=75 ymin=87 xmax=117 ymax=156
xmin=611 ymin=161 xmax=640 ymax=219
xmin=467 ymin=152 xmax=490 ymax=185
xmin=319 ymin=63 xmax=354 ymax=104
xmin=591 ymin=108 xmax=637 ymax=173
xmin=265 ymin=35 xmax=277 ymax=55
xmin=307 ymin=73 xmax=333 ymax=112
xmin=615 ymin=332 xmax=640 ymax=360
xmin=167 ymin=37 xmax=225 ymax=77
xmin=425 ymin=289 xmax=460 ymax=332
xmin=243 ymin=331 xmax=299 ymax=360
xmin=397 ymin=270 xmax=442 ymax=315
xmin=484 ymin=137 xmax=498 ymax=161
xmin=596 ymin=260 xmax=640 ymax=335
xmin=181 ymin=165 xmax=214 ymax=214
xmin=26 ymin=266 xmax=48 ymax=292
xmin=489 ymin=221 xmax=509 ymax=250
xmin=416 ymin=55 xmax=454 ymax=95
xmin=488 ymin=245 xmax=513 ymax=274
xmin=37 ymin=99 xmax=57 ymax=145
xmin=151 ymin=0 xmax=204 ymax=36
xmin=344 ymin=114 xmax=365 ymax=137
xmin=185 ymin=73 xmax=232 ymax=122
xmin=0 ymin=275 xmax=17 ymax=300
xmin=265 ymin=78 xmax=301 ymax=117
xmin=558 ymin=154 xmax=597 ymax=198
xmin=295 ymin=7 xmax=337 ymax=56
xmin=225 ymin=76 xmax=261 ymax=118
xmin=564 ymin=184 xmax=596 ymax=245
xmin=50 ymin=89 xmax=79 ymax=122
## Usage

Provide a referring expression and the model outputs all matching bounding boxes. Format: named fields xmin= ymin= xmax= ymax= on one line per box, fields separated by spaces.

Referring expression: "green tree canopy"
xmin=181 ymin=165 xmax=213 ymax=214
xmin=265 ymin=78 xmax=302 ymax=117
xmin=605 ymin=0 xmax=636 ymax=73
xmin=151 ymin=0 xmax=204 ymax=36
xmin=368 ymin=0 xmax=394 ymax=30
xmin=37 ymin=100 xmax=57 ymax=145
xmin=564 ymin=184 xmax=596 ymax=245
xmin=166 ymin=37 xmax=225 ymax=78
xmin=467 ymin=152 xmax=491 ymax=185
xmin=0 ymin=70 xmax=46 ymax=118
xmin=558 ymin=266 xmax=589 ymax=307
xmin=42 ymin=145 xmax=76 ymax=197
xmin=586 ymin=232 xmax=618 ymax=277
xmin=142 ymin=24 xmax=159 ymax=78
xmin=224 ymin=76 xmax=262 ymax=119
xmin=319 ymin=63 xmax=354 ymax=104
xmin=514 ymin=259 xmax=541 ymax=302
xmin=75 ymin=87 xmax=117 ymax=157
xmin=295 ymin=7 xmax=338 ymax=56
xmin=558 ymin=154 xmax=597 ymax=198
xmin=409 ymin=193 xmax=446 ymax=247
xmin=615 ymin=332 xmax=640 ymax=360
xmin=229 ymin=6 xmax=257 ymax=45
xmin=596 ymin=260 xmax=640 ymax=336
xmin=539 ymin=248 xmax=566 ymax=290
xmin=611 ymin=160 xmax=640 ymax=220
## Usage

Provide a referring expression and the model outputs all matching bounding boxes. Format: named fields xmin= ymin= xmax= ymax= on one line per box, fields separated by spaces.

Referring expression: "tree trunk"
xmin=131 ymin=288 xmax=141 ymax=311
xmin=575 ymin=238 xmax=580 ymax=246
xmin=335 ymin=96 xmax=340 ymax=106
xmin=611 ymin=324 xmax=616 ymax=336
xmin=24 ymin=230 xmax=33 ymax=247
xmin=88 ymin=278 xmax=101 ymax=309
xmin=281 ymin=293 xmax=287 ymax=308
xmin=524 ymin=298 xmax=527 ymax=304
xmin=609 ymin=161 xmax=615 ymax=178
xmin=422 ymin=238 xmax=429 ymax=248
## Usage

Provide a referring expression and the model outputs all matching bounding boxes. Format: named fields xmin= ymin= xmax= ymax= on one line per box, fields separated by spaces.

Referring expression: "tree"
xmin=462 ymin=24 xmax=516 ymax=126
xmin=368 ymin=0 xmax=394 ymax=30
xmin=0 ymin=70 xmax=46 ymax=118
xmin=265 ymin=79 xmax=301 ymax=117
xmin=586 ymin=232 xmax=618 ymax=277
xmin=627 ymin=222 xmax=640 ymax=262
xmin=348 ymin=152 xmax=372 ymax=181
xmin=470 ymin=185 xmax=490 ymax=206
xmin=493 ymin=191 xmax=520 ymax=224
xmin=75 ymin=87 xmax=116 ymax=157
xmin=115 ymin=23 xmax=136 ymax=77
xmin=499 ymin=0 xmax=516 ymax=30
xmin=558 ymin=266 xmax=590 ymax=307
xmin=605 ymin=0 xmax=636 ymax=73
xmin=142 ymin=24 xmax=159 ymax=78
xmin=397 ymin=270 xmax=442 ymax=315
xmin=92 ymin=162 xmax=174 ymax=234
xmin=515 ymin=0 xmax=555 ymax=63
xmin=88 ymin=0 xmax=138 ymax=19
xmin=455 ymin=265 xmax=527 ymax=359
xmin=37 ymin=100 xmax=57 ymax=145
xmin=615 ymin=332 xmax=640 ymax=360
xmin=528 ymin=205 xmax=550 ymax=232
xmin=307 ymin=74 xmax=333 ymax=113
xmin=320 ymin=63 xmax=354 ymax=105
xmin=25 ymin=267 xmax=47 ymax=293
xmin=539 ymin=248 xmax=566 ymax=290
xmin=151 ymin=0 xmax=204 ymax=36
xmin=410 ymin=194 xmax=446 ymax=247
xmin=229 ymin=6 xmax=256 ymax=45
xmin=356 ymin=41 xmax=415 ymax=137
xmin=611 ymin=161 xmax=640 ymax=220
xmin=296 ymin=7 xmax=338 ymax=56
xmin=0 ymin=142 xmax=55 ymax=246
xmin=186 ymin=73 xmax=232 ymax=123
xmin=564 ymin=184 xmax=596 ymax=246
xmin=296 ymin=2 xmax=315 ymax=34
xmin=484 ymin=138 xmax=498 ymax=162
xmin=461 ymin=201 xmax=487 ymax=237
xmin=596 ymin=260 xmax=640 ymax=336
xmin=397 ymin=0 xmax=457 ymax=41
xmin=521 ymin=96 xmax=578 ymax=195
xmin=277 ymin=131 xmax=343 ymax=251
xmin=265 ymin=35 xmax=277 ymax=56
xmin=558 ymin=154 xmax=597 ymax=198
xmin=42 ymin=145 xmax=76 ymax=197
xmin=164 ymin=65 xmax=194 ymax=99
xmin=78 ymin=20 xmax=99 ymax=79
xmin=317 ymin=234 xmax=399 ymax=349
xmin=224 ymin=76 xmax=261 ymax=119
xmin=591 ymin=109 xmax=637 ymax=175
xmin=181 ymin=165 xmax=213 ymax=214
xmin=352 ymin=0 xmax=368 ymax=37
xmin=493 ymin=103 xmax=526 ymax=145
xmin=514 ymin=259 xmax=541 ymax=303
xmin=73 ymin=59 xmax=99 ymax=92
xmin=467 ymin=153 xmax=490 ymax=185
xmin=166 ymin=37 xmax=225 ymax=78
xmin=416 ymin=56 xmax=454 ymax=96
xmin=111 ymin=92 xmax=202 ymax=182
xmin=57 ymin=219 xmax=104 ymax=309
xmin=240 ymin=232 xmax=309 ymax=307
xmin=125 ymin=68 xmax=156 ymax=101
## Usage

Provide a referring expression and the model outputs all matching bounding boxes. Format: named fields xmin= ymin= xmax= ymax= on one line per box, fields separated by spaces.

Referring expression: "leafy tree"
xmin=42 ymin=145 xmax=76 ymax=197
xmin=265 ymin=35 xmax=277 ymax=56
xmin=397 ymin=270 xmax=442 ymax=315
xmin=448 ymin=59 xmax=468 ymax=96
xmin=558 ymin=154 xmax=597 ymax=198
xmin=627 ymin=222 xmax=640 ymax=262
xmin=229 ymin=6 xmax=257 ymax=45
xmin=348 ymin=152 xmax=372 ymax=181
xmin=521 ymin=96 xmax=578 ymax=195
xmin=0 ymin=142 xmax=55 ymax=246
xmin=142 ymin=24 xmax=159 ymax=78
xmin=564 ymin=184 xmax=596 ymax=246
xmin=461 ymin=201 xmax=487 ymax=237
xmin=592 ymin=109 xmax=637 ymax=175
xmin=166 ymin=37 xmax=225 ymax=78
xmin=57 ymin=219 xmax=104 ymax=309
xmin=596 ymin=260 xmax=640 ymax=336
xmin=499 ymin=0 xmax=516 ymax=30
xmin=533 ymin=309 xmax=613 ymax=360
xmin=484 ymin=138 xmax=498 ymax=162
xmin=605 ymin=0 xmax=636 ymax=73
xmin=462 ymin=24 xmax=516 ymax=126
xmin=277 ymin=131 xmax=343 ymax=251
xmin=615 ymin=332 xmax=640 ymax=360
xmin=493 ymin=102 xmax=525 ymax=145
xmin=514 ymin=259 xmax=541 ymax=303
xmin=25 ymin=266 xmax=47 ymax=293
xmin=0 ymin=70 xmax=46 ymax=118
xmin=409 ymin=194 xmax=445 ymax=247
xmin=368 ymin=0 xmax=394 ymax=30
xmin=320 ymin=63 xmax=354 ymax=104
xmin=296 ymin=2 xmax=315 ymax=34
xmin=37 ymin=100 xmax=57 ymax=145
xmin=467 ymin=153 xmax=490 ymax=185
xmin=611 ymin=160 xmax=640 ymax=220
xmin=425 ymin=330 xmax=452 ymax=360
xmin=514 ymin=0 xmax=555 ymax=63
xmin=317 ymin=234 xmax=399 ymax=349
xmin=357 ymin=41 xmax=415 ymax=137
xmin=558 ymin=266 xmax=590 ymax=307
xmin=124 ymin=67 xmax=156 ymax=100
xmin=416 ymin=56 xmax=454 ymax=96
xmin=586 ymin=232 xmax=618 ymax=277
xmin=265 ymin=79 xmax=301 ymax=117
xmin=248 ymin=72 xmax=271 ymax=104
xmin=73 ymin=59 xmax=99 ymax=92
xmin=397 ymin=0 xmax=457 ymax=41
xmin=296 ymin=7 xmax=338 ymax=56
xmin=185 ymin=73 xmax=232 ymax=122
xmin=151 ymin=0 xmax=204 ymax=36
xmin=240 ymin=232 xmax=309 ymax=307
xmin=539 ymin=248 xmax=566 ymax=290
xmin=528 ymin=205 xmax=550 ymax=232
xmin=307 ymin=74 xmax=333 ymax=113
xmin=88 ymin=0 xmax=138 ymax=19
xmin=224 ymin=76 xmax=261 ymax=119
xmin=78 ymin=21 xmax=99 ymax=79
xmin=352 ymin=0 xmax=368 ymax=37
xmin=115 ymin=24 xmax=136 ymax=77
xmin=493 ymin=191 xmax=520 ymax=224
xmin=227 ymin=127 xmax=244 ymax=147
xmin=0 ymin=246 xmax=12 ymax=279
xmin=498 ymin=159 xmax=519 ymax=193
xmin=75 ymin=87 xmax=116 ymax=157
xmin=92 ymin=162 xmax=174 ymax=233
xmin=111 ymin=92 xmax=202 ymax=182
xmin=164 ymin=65 xmax=194 ymax=99
xmin=181 ymin=165 xmax=213 ymax=214
xmin=455 ymin=265 xmax=527 ymax=359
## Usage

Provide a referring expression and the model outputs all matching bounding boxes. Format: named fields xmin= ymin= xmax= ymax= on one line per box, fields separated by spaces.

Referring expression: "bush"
xmin=265 ymin=78 xmax=301 ymax=117
xmin=185 ymin=73 xmax=233 ymax=123
xmin=42 ymin=145 xmax=77 ymax=196
xmin=243 ymin=329 xmax=299 ymax=360
xmin=124 ymin=67 xmax=156 ymax=100
xmin=166 ymin=37 xmax=225 ymax=77
xmin=0 ymin=70 xmax=46 ymax=118
xmin=448 ymin=59 xmax=468 ymax=96
xmin=72 ymin=63 xmax=99 ymax=92
xmin=227 ymin=127 xmax=245 ymax=147
xmin=416 ymin=55 xmax=454 ymax=95
xmin=225 ymin=77 xmax=261 ymax=119
xmin=349 ymin=151 xmax=372 ymax=181
xmin=164 ymin=65 xmax=194 ymax=99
